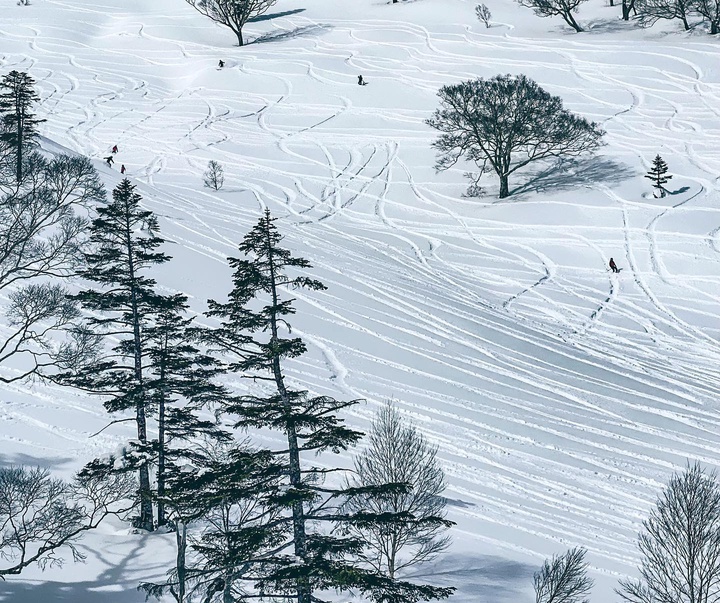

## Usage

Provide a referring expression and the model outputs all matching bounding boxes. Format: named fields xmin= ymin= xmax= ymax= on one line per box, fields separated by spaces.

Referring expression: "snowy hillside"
xmin=2 ymin=0 xmax=720 ymax=600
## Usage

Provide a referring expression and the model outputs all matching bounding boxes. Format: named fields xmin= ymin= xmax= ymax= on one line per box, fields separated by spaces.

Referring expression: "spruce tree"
xmin=645 ymin=154 xmax=672 ymax=197
xmin=0 ymin=70 xmax=46 ymax=182
xmin=205 ymin=210 xmax=454 ymax=603
xmin=144 ymin=300 xmax=229 ymax=528
xmin=66 ymin=179 xmax=179 ymax=531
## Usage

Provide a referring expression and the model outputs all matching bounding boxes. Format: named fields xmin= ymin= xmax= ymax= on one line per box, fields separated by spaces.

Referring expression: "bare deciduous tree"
xmin=343 ymin=402 xmax=452 ymax=579
xmin=203 ymin=160 xmax=225 ymax=191
xmin=0 ymin=466 xmax=134 ymax=577
xmin=535 ymin=547 xmax=593 ymax=603
xmin=0 ymin=151 xmax=104 ymax=382
xmin=618 ymin=462 xmax=720 ymax=603
xmin=635 ymin=0 xmax=693 ymax=29
xmin=184 ymin=0 xmax=279 ymax=46
xmin=426 ymin=74 xmax=604 ymax=198
xmin=515 ymin=0 xmax=587 ymax=31
xmin=475 ymin=4 xmax=493 ymax=26
xmin=691 ymin=0 xmax=720 ymax=32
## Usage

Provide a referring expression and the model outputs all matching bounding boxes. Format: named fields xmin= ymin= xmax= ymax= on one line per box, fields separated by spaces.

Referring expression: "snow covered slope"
xmin=2 ymin=0 xmax=720 ymax=600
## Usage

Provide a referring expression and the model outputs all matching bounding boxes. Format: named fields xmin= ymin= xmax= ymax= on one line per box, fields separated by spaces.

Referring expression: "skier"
xmin=104 ymin=155 xmax=114 ymax=167
xmin=218 ymin=59 xmax=225 ymax=68
xmin=358 ymin=75 xmax=366 ymax=86
xmin=609 ymin=258 xmax=620 ymax=273
xmin=120 ymin=164 xmax=126 ymax=174
xmin=112 ymin=144 xmax=119 ymax=154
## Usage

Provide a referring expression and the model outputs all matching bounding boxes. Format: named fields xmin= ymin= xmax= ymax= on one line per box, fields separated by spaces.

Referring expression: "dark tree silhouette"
xmin=427 ymin=74 xmax=604 ymax=198
xmin=635 ymin=0 xmax=692 ymax=29
xmin=515 ymin=0 xmax=587 ymax=31
xmin=0 ymin=71 xmax=46 ymax=182
xmin=534 ymin=548 xmax=593 ymax=603
xmin=185 ymin=0 xmax=279 ymax=46
xmin=618 ymin=463 xmax=720 ymax=603
xmin=65 ymin=179 xmax=180 ymax=532
xmin=644 ymin=154 xmax=672 ymax=197
xmin=204 ymin=210 xmax=453 ymax=603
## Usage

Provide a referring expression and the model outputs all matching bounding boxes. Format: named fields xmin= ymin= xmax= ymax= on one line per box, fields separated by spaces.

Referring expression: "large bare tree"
xmin=0 ymin=151 xmax=104 ymax=382
xmin=618 ymin=463 xmax=720 ymax=603
xmin=185 ymin=0 xmax=279 ymax=46
xmin=426 ymin=74 xmax=604 ymax=199
xmin=635 ymin=0 xmax=693 ymax=29
xmin=691 ymin=0 xmax=720 ymax=33
xmin=515 ymin=0 xmax=587 ymax=31
xmin=0 ymin=466 xmax=133 ymax=577
xmin=343 ymin=402 xmax=452 ymax=579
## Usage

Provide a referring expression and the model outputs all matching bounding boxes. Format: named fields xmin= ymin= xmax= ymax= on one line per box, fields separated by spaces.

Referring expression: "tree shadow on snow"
xmin=0 ymin=452 xmax=75 ymax=470
xmin=0 ymin=531 xmax=168 ymax=603
xmin=583 ymin=18 xmax=637 ymax=34
xmin=249 ymin=8 xmax=306 ymax=23
xmin=405 ymin=553 xmax=534 ymax=603
xmin=253 ymin=24 xmax=332 ymax=44
xmin=509 ymin=156 xmax=630 ymax=198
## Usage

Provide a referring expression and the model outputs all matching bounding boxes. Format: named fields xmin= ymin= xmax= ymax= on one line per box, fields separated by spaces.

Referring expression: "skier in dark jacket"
xmin=120 ymin=164 xmax=126 ymax=174
xmin=218 ymin=60 xmax=225 ymax=68
xmin=609 ymin=258 xmax=620 ymax=273
xmin=112 ymin=144 xmax=119 ymax=153
xmin=105 ymin=155 xmax=114 ymax=167
xmin=358 ymin=75 xmax=366 ymax=86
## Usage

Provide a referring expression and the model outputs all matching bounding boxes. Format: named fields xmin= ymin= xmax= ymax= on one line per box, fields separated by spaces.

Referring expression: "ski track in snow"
xmin=3 ymin=0 xmax=720 ymax=598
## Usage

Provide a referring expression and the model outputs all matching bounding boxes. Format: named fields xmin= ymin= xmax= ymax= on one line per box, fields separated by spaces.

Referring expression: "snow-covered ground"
xmin=2 ymin=0 xmax=720 ymax=600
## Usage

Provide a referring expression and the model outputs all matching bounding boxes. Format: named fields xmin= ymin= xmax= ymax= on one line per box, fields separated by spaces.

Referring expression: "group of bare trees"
xmin=512 ymin=0 xmax=720 ymax=33
xmin=533 ymin=463 xmax=720 ymax=603
xmin=0 ymin=70 xmax=134 ymax=577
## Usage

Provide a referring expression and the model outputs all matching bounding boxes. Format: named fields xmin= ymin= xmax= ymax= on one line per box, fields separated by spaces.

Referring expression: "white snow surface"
xmin=2 ymin=0 xmax=720 ymax=601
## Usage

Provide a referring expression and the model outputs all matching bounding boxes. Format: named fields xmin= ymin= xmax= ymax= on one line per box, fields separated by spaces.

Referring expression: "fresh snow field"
xmin=2 ymin=0 xmax=720 ymax=600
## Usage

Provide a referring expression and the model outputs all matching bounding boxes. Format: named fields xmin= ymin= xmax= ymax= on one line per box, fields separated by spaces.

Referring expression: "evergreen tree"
xmin=645 ymin=154 xmax=672 ymax=197
xmin=65 ymin=179 xmax=179 ymax=532
xmin=205 ymin=210 xmax=453 ymax=603
xmin=140 ymin=443 xmax=288 ymax=603
xmin=144 ymin=301 xmax=229 ymax=528
xmin=0 ymin=70 xmax=46 ymax=182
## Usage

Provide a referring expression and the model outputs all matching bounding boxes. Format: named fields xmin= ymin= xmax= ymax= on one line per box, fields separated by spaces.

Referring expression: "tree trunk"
xmin=157 ymin=389 xmax=166 ymax=527
xmin=563 ymin=11 xmax=584 ymax=31
xmin=15 ymin=116 xmax=23 ymax=182
xmin=681 ymin=13 xmax=690 ymax=29
xmin=236 ymin=28 xmax=244 ymax=46
xmin=126 ymin=223 xmax=153 ymax=532
xmin=265 ymin=223 xmax=310 ymax=603
xmin=499 ymin=175 xmax=510 ymax=198
xmin=621 ymin=0 xmax=635 ymax=20
xmin=176 ymin=521 xmax=187 ymax=603
xmin=712 ymin=20 xmax=719 ymax=34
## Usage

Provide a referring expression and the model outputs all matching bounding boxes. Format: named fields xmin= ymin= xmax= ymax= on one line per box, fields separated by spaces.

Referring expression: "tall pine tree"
xmin=205 ymin=210 xmax=453 ymax=603
xmin=645 ymin=154 xmax=672 ymax=197
xmin=0 ymin=70 xmax=46 ymax=182
xmin=145 ymin=300 xmax=230 ymax=528
xmin=66 ymin=179 xmax=181 ymax=531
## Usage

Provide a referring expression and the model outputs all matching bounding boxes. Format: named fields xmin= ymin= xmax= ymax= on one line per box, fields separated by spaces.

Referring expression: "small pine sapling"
xmin=644 ymin=154 xmax=672 ymax=197
xmin=476 ymin=4 xmax=493 ymax=26
xmin=203 ymin=160 xmax=224 ymax=190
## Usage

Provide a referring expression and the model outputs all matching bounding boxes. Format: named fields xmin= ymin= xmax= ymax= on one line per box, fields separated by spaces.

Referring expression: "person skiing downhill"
xmin=609 ymin=258 xmax=620 ymax=273
xmin=218 ymin=60 xmax=225 ymax=68
xmin=120 ymin=164 xmax=126 ymax=174
xmin=112 ymin=144 xmax=119 ymax=154
xmin=358 ymin=75 xmax=366 ymax=86
xmin=105 ymin=155 xmax=114 ymax=167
